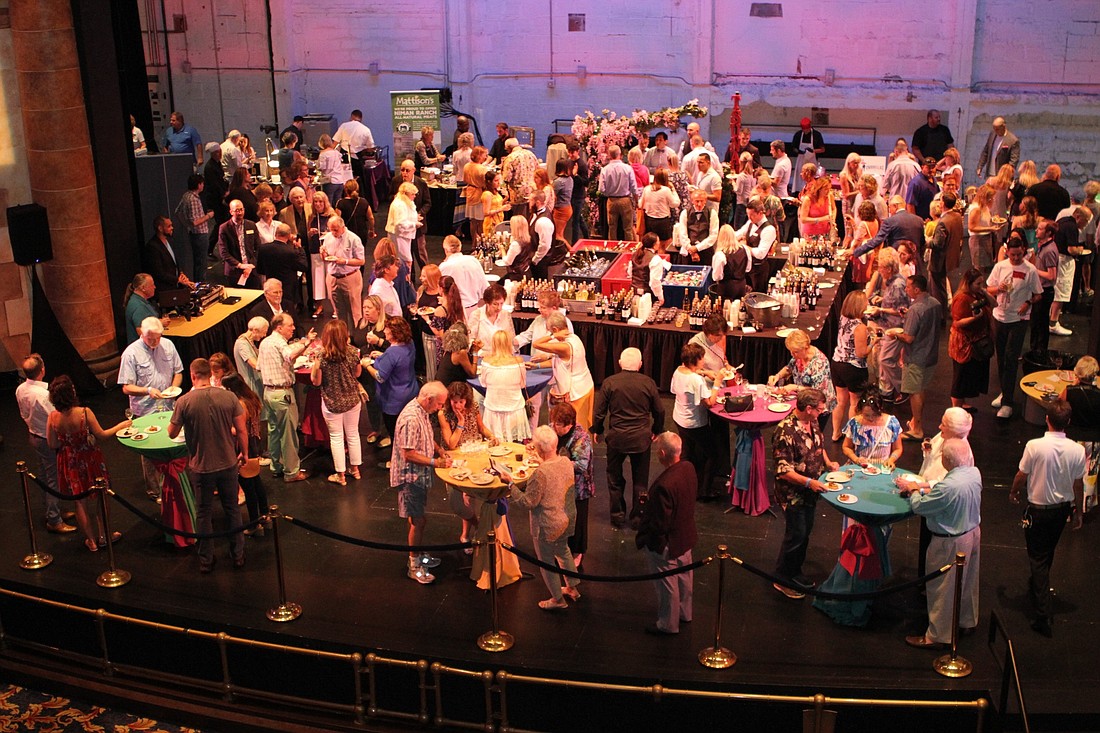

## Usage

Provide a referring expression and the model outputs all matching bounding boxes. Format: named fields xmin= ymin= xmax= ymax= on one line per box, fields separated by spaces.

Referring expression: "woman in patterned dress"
xmin=840 ymin=388 xmax=903 ymax=470
xmin=438 ymin=381 xmax=497 ymax=550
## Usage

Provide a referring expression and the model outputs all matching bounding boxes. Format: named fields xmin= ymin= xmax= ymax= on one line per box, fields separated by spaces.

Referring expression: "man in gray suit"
xmin=976 ymin=117 xmax=1021 ymax=180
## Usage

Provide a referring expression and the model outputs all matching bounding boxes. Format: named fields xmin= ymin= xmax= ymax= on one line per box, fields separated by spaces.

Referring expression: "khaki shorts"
xmin=902 ymin=362 xmax=936 ymax=395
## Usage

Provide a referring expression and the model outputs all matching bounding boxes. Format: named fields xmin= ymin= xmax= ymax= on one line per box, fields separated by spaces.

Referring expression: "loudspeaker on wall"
xmin=7 ymin=203 xmax=53 ymax=265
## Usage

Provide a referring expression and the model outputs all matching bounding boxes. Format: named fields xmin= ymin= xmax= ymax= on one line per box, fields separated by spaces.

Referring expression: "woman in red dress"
xmin=46 ymin=376 xmax=131 ymax=552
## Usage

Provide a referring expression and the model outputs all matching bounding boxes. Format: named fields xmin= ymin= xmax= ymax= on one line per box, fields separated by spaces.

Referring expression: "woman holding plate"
xmin=768 ymin=329 xmax=837 ymax=431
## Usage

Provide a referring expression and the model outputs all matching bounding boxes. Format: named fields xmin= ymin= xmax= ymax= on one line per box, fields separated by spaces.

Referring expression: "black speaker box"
xmin=7 ymin=203 xmax=53 ymax=265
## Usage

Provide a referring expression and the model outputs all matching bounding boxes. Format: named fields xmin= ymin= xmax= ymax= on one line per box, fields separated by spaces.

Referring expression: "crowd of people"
xmin=20 ymin=109 xmax=1096 ymax=639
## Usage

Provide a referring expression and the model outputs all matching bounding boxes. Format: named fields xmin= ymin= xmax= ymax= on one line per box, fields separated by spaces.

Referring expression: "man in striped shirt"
xmin=257 ymin=313 xmax=316 ymax=483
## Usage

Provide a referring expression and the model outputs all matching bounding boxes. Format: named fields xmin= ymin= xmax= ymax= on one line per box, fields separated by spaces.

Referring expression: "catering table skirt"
xmin=510 ymin=275 xmax=849 ymax=387
xmin=812 ymin=523 xmax=893 ymax=627
xmin=165 ymin=288 xmax=263 ymax=389
xmin=427 ymin=185 xmax=459 ymax=236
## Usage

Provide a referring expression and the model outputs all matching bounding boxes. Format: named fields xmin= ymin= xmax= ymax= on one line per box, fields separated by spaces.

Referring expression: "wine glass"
xmin=124 ymin=408 xmax=134 ymax=421
xmin=1052 ymin=353 xmax=1064 ymax=372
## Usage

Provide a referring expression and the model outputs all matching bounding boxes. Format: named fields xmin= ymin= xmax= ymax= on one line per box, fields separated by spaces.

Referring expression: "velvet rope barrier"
xmin=283 ymin=514 xmax=474 ymax=554
xmin=108 ymin=489 xmax=265 ymax=539
xmin=26 ymin=470 xmax=100 ymax=501
xmin=728 ymin=555 xmax=953 ymax=601
xmin=500 ymin=542 xmax=713 ymax=582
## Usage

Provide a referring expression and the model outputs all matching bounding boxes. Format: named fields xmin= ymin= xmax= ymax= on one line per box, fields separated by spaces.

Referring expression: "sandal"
xmin=84 ymin=539 xmax=99 ymax=553
xmin=562 ymin=586 xmax=581 ymax=602
xmin=97 ymin=531 xmax=122 ymax=548
xmin=538 ymin=598 xmax=569 ymax=610
xmin=349 ymin=467 xmax=361 ymax=480
xmin=327 ymin=473 xmax=347 ymax=486
xmin=365 ymin=433 xmax=379 ymax=444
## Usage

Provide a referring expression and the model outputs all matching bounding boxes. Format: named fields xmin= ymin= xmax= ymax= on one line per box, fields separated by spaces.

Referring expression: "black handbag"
xmin=970 ymin=334 xmax=995 ymax=362
xmin=723 ymin=394 xmax=754 ymax=413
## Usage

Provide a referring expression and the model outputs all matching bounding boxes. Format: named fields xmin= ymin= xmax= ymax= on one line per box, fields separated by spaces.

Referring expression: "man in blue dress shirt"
xmin=161 ymin=111 xmax=203 ymax=164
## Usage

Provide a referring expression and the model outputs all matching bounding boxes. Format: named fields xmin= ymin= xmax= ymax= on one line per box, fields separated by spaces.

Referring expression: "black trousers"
xmin=676 ymin=424 xmax=717 ymax=498
xmin=1024 ymin=502 xmax=1071 ymax=621
xmin=606 ymin=445 xmax=652 ymax=526
xmin=1029 ymin=288 xmax=1055 ymax=354
xmin=775 ymin=500 xmax=816 ymax=581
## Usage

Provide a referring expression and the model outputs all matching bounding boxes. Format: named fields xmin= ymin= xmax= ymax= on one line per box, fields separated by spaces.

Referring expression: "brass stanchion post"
xmin=95 ymin=479 xmax=131 ymax=588
xmin=266 ymin=507 xmax=302 ymax=622
xmin=699 ymin=545 xmax=736 ymax=668
xmin=933 ymin=552 xmax=972 ymax=678
xmin=16 ymin=461 xmax=52 ymax=570
xmin=477 ymin=530 xmax=514 ymax=652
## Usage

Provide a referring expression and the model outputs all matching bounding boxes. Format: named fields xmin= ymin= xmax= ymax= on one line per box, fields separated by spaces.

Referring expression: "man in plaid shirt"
xmin=390 ymin=381 xmax=452 ymax=584
xmin=177 ymin=174 xmax=215 ymax=284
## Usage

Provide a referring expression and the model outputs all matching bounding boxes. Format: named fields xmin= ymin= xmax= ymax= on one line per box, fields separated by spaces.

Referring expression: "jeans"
xmin=1024 ymin=503 xmax=1071 ymax=621
xmin=571 ymin=198 xmax=589 ymax=242
xmin=606 ymin=444 xmax=651 ymax=526
xmin=28 ymin=434 xmax=61 ymax=526
xmin=645 ymin=547 xmax=693 ymax=633
xmin=322 ymin=400 xmax=362 ymax=474
xmin=775 ymin=500 xmax=817 ymax=581
xmin=239 ymin=473 xmax=269 ymax=524
xmin=192 ymin=466 xmax=244 ymax=565
xmin=993 ymin=318 xmax=1028 ymax=405
xmin=264 ymin=387 xmax=300 ymax=475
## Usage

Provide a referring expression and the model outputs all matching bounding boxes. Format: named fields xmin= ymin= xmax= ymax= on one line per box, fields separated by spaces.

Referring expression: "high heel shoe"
xmin=97 ymin=531 xmax=122 ymax=548
xmin=562 ymin=586 xmax=581 ymax=602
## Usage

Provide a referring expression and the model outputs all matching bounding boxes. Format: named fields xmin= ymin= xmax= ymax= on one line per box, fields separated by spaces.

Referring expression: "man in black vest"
xmin=255 ymin=223 xmax=308 ymax=313
xmin=735 ymin=198 xmax=777 ymax=294
xmin=672 ymin=189 xmax=719 ymax=266
xmin=528 ymin=190 xmax=556 ymax=279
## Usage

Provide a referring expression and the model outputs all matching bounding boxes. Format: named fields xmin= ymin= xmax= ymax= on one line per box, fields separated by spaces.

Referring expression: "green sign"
xmin=391 ymin=90 xmax=441 ymax=163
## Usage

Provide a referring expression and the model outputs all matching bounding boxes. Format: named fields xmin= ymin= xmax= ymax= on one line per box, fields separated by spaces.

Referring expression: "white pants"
xmin=310 ymin=253 xmax=327 ymax=301
xmin=321 ymin=400 xmax=362 ymax=474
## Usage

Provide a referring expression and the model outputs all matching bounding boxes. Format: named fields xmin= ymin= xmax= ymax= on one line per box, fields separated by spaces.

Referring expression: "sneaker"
xmin=997 ymin=405 xmax=1013 ymax=419
xmin=408 ymin=564 xmax=435 ymax=584
xmin=1049 ymin=322 xmax=1073 ymax=336
xmin=420 ymin=553 xmax=441 ymax=568
xmin=258 ymin=457 xmax=271 ymax=466
xmin=991 ymin=393 xmax=1003 ymax=409
xmin=773 ymin=582 xmax=806 ymax=599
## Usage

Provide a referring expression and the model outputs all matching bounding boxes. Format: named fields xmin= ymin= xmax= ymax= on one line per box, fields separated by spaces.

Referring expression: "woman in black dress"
xmin=351 ymin=294 xmax=390 ymax=446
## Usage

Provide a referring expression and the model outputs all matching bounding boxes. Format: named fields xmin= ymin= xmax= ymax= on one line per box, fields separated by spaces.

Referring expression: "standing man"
xmin=527 ymin=190 xmax=556 ymax=278
xmin=333 ymin=109 xmax=375 ymax=190
xmin=390 ymin=382 xmax=452 ymax=584
xmin=926 ymin=191 xmax=964 ymax=309
xmin=1028 ymin=165 xmax=1072 ymax=222
xmin=177 ymin=174 xmax=214 ymax=283
xmin=644 ymin=132 xmax=672 ymax=174
xmin=976 ymin=116 xmax=1021 ymax=181
xmin=1010 ymin=399 xmax=1085 ymax=637
xmin=161 ymin=111 xmax=203 ymax=165
xmin=488 ymin=122 xmax=510 ymax=163
xmin=598 ymin=144 xmax=639 ymax=241
xmin=1048 ymin=205 xmax=1091 ymax=337
xmin=389 ymin=160 xmax=432 ymax=271
xmin=882 ymin=140 xmax=921 ymax=199
xmin=854 ymin=196 xmax=927 ymax=263
xmin=672 ymin=189 xmax=719 ymax=266
xmin=255 ymin=224 xmax=308 ymax=314
xmin=676 ymin=122 xmax=712 ymax=160
xmin=690 ymin=153 xmax=723 ymax=213
xmin=220 ymin=130 xmax=245 ymax=180
xmin=769 ymin=140 xmax=792 ymax=199
xmin=257 ymin=313 xmax=315 ymax=483
xmin=142 ymin=215 xmax=194 ymax=293
xmin=898 ymin=439 xmax=982 ymax=648
xmin=438 ymin=234 xmax=489 ymax=317
xmin=249 ymin=278 xmax=295 ymax=331
xmin=592 ymin=348 xmax=665 ymax=529
xmin=217 ymin=200 xmax=262 ymax=288
xmin=168 ymin=358 xmax=248 ymax=573
xmin=1030 ymin=221 xmax=1060 ymax=352
xmin=894 ymin=275 xmax=942 ymax=440
xmin=320 ymin=216 xmax=366 ymax=326
xmin=281 ymin=115 xmax=304 ymax=152
xmin=118 ymin=317 xmax=184 ymax=502
xmin=124 ymin=274 xmax=161 ymax=343
xmin=771 ymin=388 xmax=838 ymax=599
xmin=202 ymin=143 xmax=229 ymax=266
xmin=502 ymin=138 xmax=538 ymax=221
xmin=681 ymin=136 xmax=722 ymax=183
xmin=911 ymin=110 xmax=954 ymax=163
xmin=987 ymin=237 xmax=1043 ymax=418
xmin=905 ymin=157 xmax=940 ymax=220
xmin=790 ymin=118 xmax=825 ymax=193
xmin=16 ymin=354 xmax=75 ymax=535
xmin=735 ymin=198 xmax=777 ymax=294
xmin=634 ymin=432 xmax=697 ymax=635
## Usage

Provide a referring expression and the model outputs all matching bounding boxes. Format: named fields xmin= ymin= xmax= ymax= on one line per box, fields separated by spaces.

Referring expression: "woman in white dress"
xmin=479 ymin=330 xmax=530 ymax=442
xmin=532 ymin=313 xmax=595 ymax=429
xmin=385 ymin=182 xmax=420 ymax=268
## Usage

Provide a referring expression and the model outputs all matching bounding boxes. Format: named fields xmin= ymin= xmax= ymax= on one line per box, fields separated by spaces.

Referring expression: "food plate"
xmin=468 ymin=473 xmax=495 ymax=486
xmin=449 ymin=468 xmax=471 ymax=480
xmin=1079 ymin=249 xmax=1093 ymax=257
xmin=512 ymin=470 xmax=528 ymax=481
xmin=131 ymin=433 xmax=147 ymax=442
xmin=991 ymin=216 xmax=1007 ymax=226
xmin=767 ymin=402 xmax=792 ymax=413
xmin=360 ymin=357 xmax=373 ymax=367
xmin=1058 ymin=370 xmax=1076 ymax=383
xmin=861 ymin=465 xmax=881 ymax=475
xmin=324 ymin=255 xmax=338 ymax=262
xmin=825 ymin=471 xmax=851 ymax=483
xmin=825 ymin=482 xmax=843 ymax=491
xmin=818 ymin=281 xmax=835 ymax=289
xmin=885 ymin=327 xmax=904 ymax=336
xmin=160 ymin=386 xmax=182 ymax=398
xmin=170 ymin=434 xmax=187 ymax=444
xmin=1037 ymin=384 xmax=1056 ymax=394
xmin=488 ymin=445 xmax=511 ymax=456
xmin=144 ymin=425 xmax=162 ymax=434
xmin=118 ymin=428 xmax=137 ymax=439
xmin=495 ymin=259 xmax=508 ymax=268
xmin=776 ymin=328 xmax=795 ymax=338
xmin=484 ymin=274 xmax=501 ymax=283
xmin=837 ymin=493 xmax=858 ymax=504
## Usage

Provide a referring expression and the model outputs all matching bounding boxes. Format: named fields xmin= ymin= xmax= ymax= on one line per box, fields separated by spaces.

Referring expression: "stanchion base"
xmin=97 ymin=569 xmax=131 ymax=588
xmin=267 ymin=602 xmax=303 ymax=622
xmin=699 ymin=646 xmax=737 ymax=669
xmin=20 ymin=553 xmax=53 ymax=570
xmin=933 ymin=653 xmax=972 ymax=678
xmin=477 ymin=630 xmax=515 ymax=652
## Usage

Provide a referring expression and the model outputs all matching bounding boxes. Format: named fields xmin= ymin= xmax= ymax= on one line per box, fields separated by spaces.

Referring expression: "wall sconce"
xmin=576 ymin=65 xmax=587 ymax=80
xmin=368 ymin=61 xmax=380 ymax=76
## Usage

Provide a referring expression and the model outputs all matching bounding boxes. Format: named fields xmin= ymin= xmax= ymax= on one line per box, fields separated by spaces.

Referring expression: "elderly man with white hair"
xmin=118 ymin=316 xmax=184 ymax=501
xmin=321 ymin=215 xmax=365 ymax=326
xmin=910 ymin=407 xmax=974 ymax=577
xmin=221 ymin=129 xmax=244 ymax=180
xmin=634 ymin=432 xmax=698 ymax=635
xmin=591 ymin=348 xmax=665 ymax=528
xmin=897 ymin=438 xmax=982 ymax=648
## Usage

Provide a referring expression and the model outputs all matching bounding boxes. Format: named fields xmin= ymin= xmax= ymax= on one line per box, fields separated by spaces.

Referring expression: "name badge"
xmin=246 ymin=229 xmax=255 ymax=235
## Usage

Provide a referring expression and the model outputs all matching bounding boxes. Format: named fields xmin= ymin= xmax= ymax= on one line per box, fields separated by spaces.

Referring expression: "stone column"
xmin=10 ymin=0 xmax=118 ymax=381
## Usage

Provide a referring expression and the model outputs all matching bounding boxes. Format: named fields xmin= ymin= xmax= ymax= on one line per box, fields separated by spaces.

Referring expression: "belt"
xmin=929 ymin=527 xmax=974 ymax=538
xmin=331 ymin=271 xmax=353 ymax=279
xmin=29 ymin=432 xmax=47 ymax=441
xmin=264 ymin=384 xmax=292 ymax=389
xmin=1028 ymin=502 xmax=1071 ymax=511
xmin=607 ymin=195 xmax=631 ymax=199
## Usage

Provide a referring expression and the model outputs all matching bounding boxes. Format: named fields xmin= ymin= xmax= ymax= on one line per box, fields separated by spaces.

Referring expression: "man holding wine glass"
xmin=985 ymin=237 xmax=1043 ymax=419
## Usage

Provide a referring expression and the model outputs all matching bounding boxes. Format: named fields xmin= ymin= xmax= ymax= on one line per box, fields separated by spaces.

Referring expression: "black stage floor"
xmin=1 ymin=242 xmax=1097 ymax=731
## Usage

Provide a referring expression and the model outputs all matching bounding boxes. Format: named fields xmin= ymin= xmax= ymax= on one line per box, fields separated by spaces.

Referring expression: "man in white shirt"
xmin=643 ymin=132 xmax=672 ymax=174
xmin=986 ymin=238 xmax=1043 ymax=418
xmin=672 ymin=190 xmax=719 ymax=266
xmin=736 ymin=198 xmax=777 ymax=293
xmin=676 ymin=122 xmax=714 ymax=160
xmin=882 ymin=139 xmax=921 ymax=199
xmin=333 ymin=109 xmax=375 ymax=187
xmin=16 ymin=354 xmax=76 ymax=534
xmin=438 ymin=235 xmax=489 ymax=317
xmin=1009 ymin=399 xmax=1085 ymax=637
xmin=321 ymin=216 xmax=366 ymax=326
xmin=220 ymin=130 xmax=245 ymax=180
xmin=528 ymin=190 xmax=556 ymax=277
xmin=681 ymin=136 xmax=723 ymax=183
xmin=690 ymin=154 xmax=723 ymax=213
xmin=770 ymin=140 xmax=792 ymax=199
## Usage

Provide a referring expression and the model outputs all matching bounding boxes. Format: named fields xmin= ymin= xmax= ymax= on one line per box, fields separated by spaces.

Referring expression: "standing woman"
xmin=414 ymin=126 xmax=445 ymax=171
xmin=988 ymin=163 xmax=1015 ymax=250
xmin=46 ymin=376 xmax=130 ymax=552
xmin=452 ymin=133 xmax=475 ymax=238
xmin=335 ymin=180 xmax=376 ymax=244
xmin=228 ymin=168 xmax=259 ymax=221
xmin=370 ymin=238 xmax=415 ymax=310
xmin=430 ymin=276 xmax=466 ymax=366
xmin=368 ymin=255 xmax=403 ymax=318
xmin=351 ymin=295 xmax=389 ymax=446
xmin=438 ymin=381 xmax=495 ymax=549
xmin=948 ymin=268 xmax=993 ymax=411
xmin=311 ymin=319 xmax=364 ymax=485
xmin=478 ymin=330 xmax=530 ymax=442
xmin=500 ymin=215 xmax=535 ymax=280
xmin=463 ymin=146 xmax=489 ymax=245
xmin=550 ymin=402 xmax=594 ymax=569
xmin=968 ymin=184 xmax=999 ymax=272
xmin=435 ymin=323 xmax=479 ymax=388
xmin=768 ymin=329 xmax=838 ymax=431
xmin=415 ymin=264 xmax=444 ymax=380
xmin=840 ymin=389 xmax=903 ymax=470
xmin=255 ymin=201 xmax=279 ymax=243
xmin=221 ymin=373 xmax=268 ymax=535
xmin=799 ymin=167 xmax=835 ymax=239
xmin=317 ymin=134 xmax=352 ymax=204
xmin=638 ymin=168 xmax=680 ymax=253
xmin=237 ymin=133 xmax=256 ymax=170
xmin=670 ymin=342 xmax=717 ymax=499
xmin=839 ymin=152 xmax=863 ymax=222
xmin=481 ymin=170 xmax=510 ymax=238
xmin=1010 ymin=195 xmax=1039 ymax=256
xmin=386 ymin=182 xmax=420 ymax=270
xmin=829 ymin=291 xmax=871 ymax=441
xmin=939 ymin=147 xmax=963 ymax=192
xmin=533 ymin=313 xmax=595 ymax=430
xmin=732 ymin=152 xmax=756 ymax=228
xmin=1011 ymin=160 xmax=1040 ymax=217
xmin=363 ymin=316 xmax=418 ymax=461
xmin=665 ymin=153 xmax=691 ymax=220
xmin=308 ymin=191 xmax=336 ymax=317
xmin=711 ymin=224 xmax=750 ymax=301
xmin=552 ymin=159 xmax=574 ymax=241
xmin=845 ymin=201 xmax=881 ymax=285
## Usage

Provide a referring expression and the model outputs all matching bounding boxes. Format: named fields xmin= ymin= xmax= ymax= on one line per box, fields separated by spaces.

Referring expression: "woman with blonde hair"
xmin=416 ymin=264 xmax=444 ymax=379
xmin=478 ymin=329 xmax=530 ymax=441
xmin=534 ymin=167 xmax=554 ymax=206
xmin=939 ymin=147 xmax=963 ymax=191
xmin=464 ymin=146 xmax=489 ymax=243
xmin=732 ymin=151 xmax=756 ymax=228
xmin=844 ymin=200 xmax=881 ymax=284
xmin=968 ymin=184 xmax=999 ymax=272
xmin=351 ymin=294 xmax=389 ymax=446
xmin=255 ymin=200 xmax=279 ymax=243
xmin=414 ymin=126 xmax=445 ymax=170
xmin=768 ymin=328 xmax=838 ymax=430
xmin=638 ymin=168 xmax=680 ymax=253
xmin=501 ymin=214 xmax=535 ymax=279
xmin=533 ymin=312 xmax=595 ymax=429
xmin=310 ymin=319 xmax=363 ymax=485
xmin=1011 ymin=160 xmax=1040 ymax=215
xmin=308 ymin=190 xmax=337 ymax=317
xmin=830 ymin=290 xmax=872 ymax=440
xmin=839 ymin=152 xmax=863 ymax=220
xmin=865 ymin=247 xmax=911 ymax=400
xmin=853 ymin=173 xmax=887 ymax=222
xmin=369 ymin=237 xmax=414 ymax=309
xmin=386 ymin=182 xmax=420 ymax=269
xmin=711 ymin=224 xmax=749 ymax=301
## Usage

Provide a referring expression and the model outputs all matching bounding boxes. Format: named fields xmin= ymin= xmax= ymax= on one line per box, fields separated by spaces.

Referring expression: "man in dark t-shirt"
xmin=911 ymin=110 xmax=954 ymax=163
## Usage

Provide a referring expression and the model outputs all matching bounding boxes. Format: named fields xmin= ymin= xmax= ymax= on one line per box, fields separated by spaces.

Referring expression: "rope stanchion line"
xmin=108 ymin=489 xmax=265 ymax=540
xmin=26 ymin=470 xmax=98 ymax=502
xmin=283 ymin=515 xmax=474 ymax=554
xmin=729 ymin=555 xmax=953 ymax=601
xmin=501 ymin=542 xmax=713 ymax=582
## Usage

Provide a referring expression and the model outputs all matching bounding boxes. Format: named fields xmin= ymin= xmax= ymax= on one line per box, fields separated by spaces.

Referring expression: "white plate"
xmin=1058 ymin=371 xmax=1076 ymax=383
xmin=170 ymin=434 xmax=187 ymax=444
xmin=417 ymin=306 xmax=437 ymax=317
xmin=118 ymin=428 xmax=137 ymax=439
xmin=818 ymin=281 xmax=835 ymax=289
xmin=160 ymin=386 xmax=182 ymax=398
xmin=767 ymin=403 xmax=792 ymax=413
xmin=495 ymin=259 xmax=508 ymax=268
xmin=825 ymin=482 xmax=844 ymax=492
xmin=449 ymin=468 xmax=471 ymax=480
xmin=131 ymin=433 xmax=147 ymax=442
xmin=144 ymin=425 xmax=162 ymax=434
xmin=512 ymin=470 xmax=529 ymax=481
xmin=360 ymin=357 xmax=373 ymax=367
xmin=469 ymin=473 xmax=495 ymax=485
xmin=776 ymin=328 xmax=795 ymax=338
xmin=837 ymin=493 xmax=858 ymax=504
xmin=825 ymin=471 xmax=851 ymax=483
xmin=861 ymin=466 xmax=880 ymax=476
xmin=488 ymin=445 xmax=511 ymax=456
xmin=484 ymin=274 xmax=501 ymax=282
